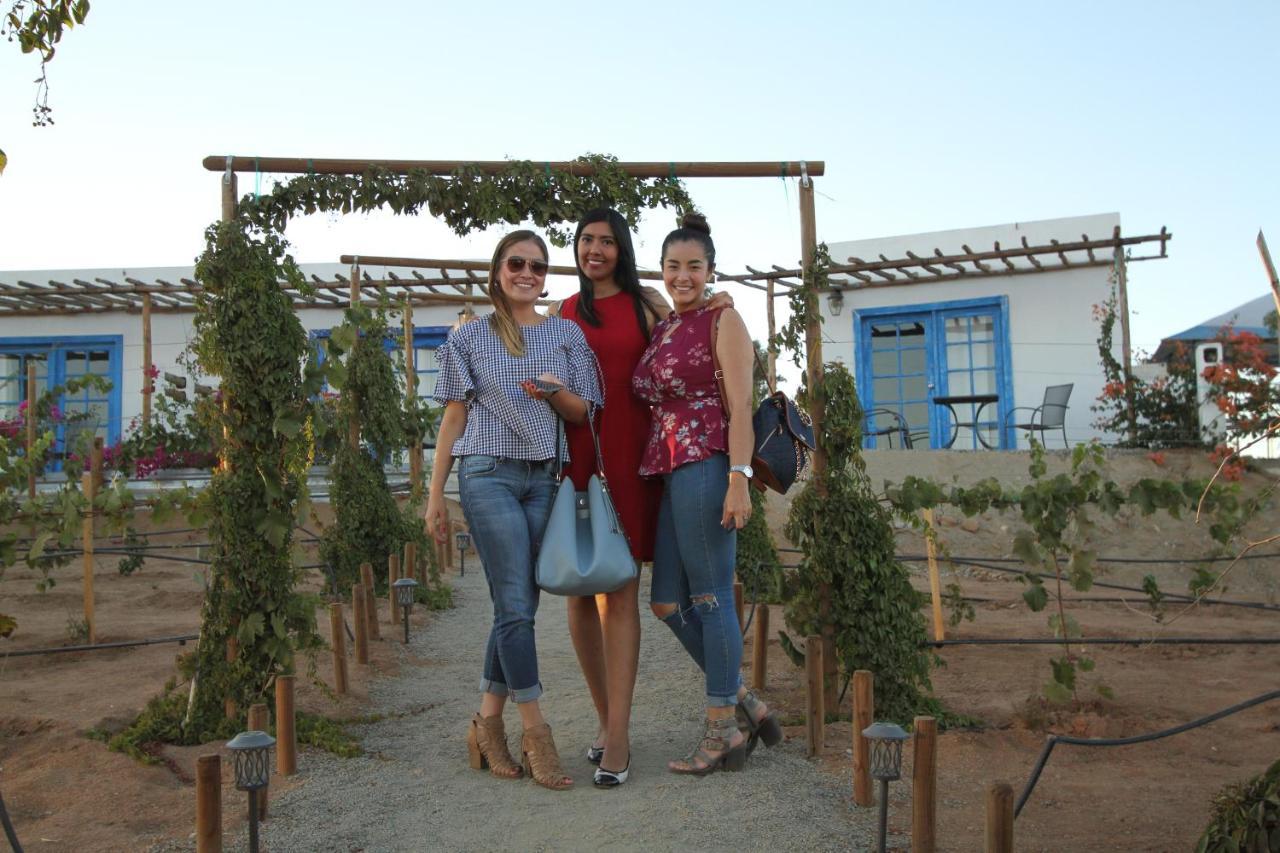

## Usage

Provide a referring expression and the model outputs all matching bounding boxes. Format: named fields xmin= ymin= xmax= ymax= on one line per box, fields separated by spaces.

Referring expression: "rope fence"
xmin=1014 ymin=688 xmax=1280 ymax=817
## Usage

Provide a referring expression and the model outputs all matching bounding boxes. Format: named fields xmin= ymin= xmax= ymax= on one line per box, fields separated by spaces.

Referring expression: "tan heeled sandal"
xmin=521 ymin=723 xmax=574 ymax=791
xmin=467 ymin=713 xmax=523 ymax=780
xmin=668 ymin=715 xmax=747 ymax=775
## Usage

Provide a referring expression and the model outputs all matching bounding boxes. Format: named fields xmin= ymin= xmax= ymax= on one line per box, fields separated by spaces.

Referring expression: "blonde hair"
xmin=487 ymin=229 xmax=549 ymax=357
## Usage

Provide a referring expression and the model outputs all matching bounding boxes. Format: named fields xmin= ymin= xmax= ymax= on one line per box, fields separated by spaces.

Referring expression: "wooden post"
xmin=804 ymin=635 xmax=824 ymax=757
xmin=329 ymin=602 xmax=348 ymax=694
xmin=912 ymin=716 xmax=938 ymax=853
xmin=220 ymin=167 xmax=237 ymax=223
xmin=247 ymin=703 xmax=270 ymax=818
xmin=91 ymin=436 xmax=104 ymax=491
xmin=359 ymin=562 xmax=380 ymax=640
xmin=403 ymin=299 xmax=423 ymax=497
xmin=352 ymin=583 xmax=369 ymax=665
xmin=347 ymin=261 xmax=362 ymax=450
xmin=275 ymin=675 xmax=296 ymax=776
xmin=766 ymin=279 xmax=778 ymax=388
xmin=195 ymin=753 xmax=222 ymax=853
xmin=224 ymin=637 xmax=237 ymax=720
xmin=81 ymin=473 xmax=96 ymax=644
xmin=985 ymin=782 xmax=1014 ymax=853
xmin=751 ymin=602 xmax=770 ymax=689
xmin=1258 ymin=231 xmax=1280 ymax=316
xmin=1113 ymin=237 xmax=1137 ymax=444
xmin=923 ymin=509 xmax=946 ymax=643
xmin=852 ymin=669 xmax=874 ymax=807
xmin=798 ymin=177 xmax=837 ymax=712
xmin=26 ymin=361 xmax=37 ymax=498
xmin=733 ymin=581 xmax=744 ymax=629
xmin=405 ymin=541 xmax=417 ymax=582
xmin=388 ymin=553 xmax=401 ymax=626
xmin=142 ymin=293 xmax=154 ymax=428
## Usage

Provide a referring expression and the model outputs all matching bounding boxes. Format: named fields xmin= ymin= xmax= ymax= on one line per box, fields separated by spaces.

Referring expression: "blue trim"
xmin=308 ymin=325 xmax=449 ymax=383
xmin=854 ymin=297 xmax=1013 ymax=449
xmin=0 ymin=334 xmax=124 ymax=469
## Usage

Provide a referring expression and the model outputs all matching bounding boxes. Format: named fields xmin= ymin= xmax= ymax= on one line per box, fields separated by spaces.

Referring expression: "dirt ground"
xmin=1 ymin=448 xmax=1277 ymax=852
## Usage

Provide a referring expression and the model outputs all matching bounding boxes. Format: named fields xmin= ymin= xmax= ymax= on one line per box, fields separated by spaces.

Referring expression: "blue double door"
xmin=857 ymin=298 xmax=1012 ymax=450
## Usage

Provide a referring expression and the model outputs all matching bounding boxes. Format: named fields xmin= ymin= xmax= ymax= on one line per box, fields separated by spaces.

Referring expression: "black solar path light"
xmin=863 ymin=721 xmax=908 ymax=853
xmin=226 ymin=729 xmax=275 ymax=853
xmin=454 ymin=530 xmax=472 ymax=577
xmin=393 ymin=577 xmax=419 ymax=644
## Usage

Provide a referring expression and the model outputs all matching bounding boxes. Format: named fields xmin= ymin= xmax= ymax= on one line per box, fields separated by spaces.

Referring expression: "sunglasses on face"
xmin=504 ymin=256 xmax=549 ymax=276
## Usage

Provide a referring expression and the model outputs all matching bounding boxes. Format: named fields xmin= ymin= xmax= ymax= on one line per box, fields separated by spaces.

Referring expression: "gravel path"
xmin=239 ymin=569 xmax=879 ymax=852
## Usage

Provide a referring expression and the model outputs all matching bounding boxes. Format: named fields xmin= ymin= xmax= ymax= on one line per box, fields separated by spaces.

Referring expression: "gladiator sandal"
xmin=467 ymin=713 xmax=523 ymax=780
xmin=737 ymin=689 xmax=784 ymax=756
xmin=668 ymin=715 xmax=747 ymax=775
xmin=521 ymin=723 xmax=574 ymax=791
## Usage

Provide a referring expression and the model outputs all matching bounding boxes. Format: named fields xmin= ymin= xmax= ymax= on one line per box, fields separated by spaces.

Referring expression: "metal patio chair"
xmin=1005 ymin=383 xmax=1072 ymax=448
xmin=864 ymin=408 xmax=913 ymax=449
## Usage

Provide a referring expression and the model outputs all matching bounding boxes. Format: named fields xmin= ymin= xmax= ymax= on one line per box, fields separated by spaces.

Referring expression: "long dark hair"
xmin=573 ymin=208 xmax=660 ymax=338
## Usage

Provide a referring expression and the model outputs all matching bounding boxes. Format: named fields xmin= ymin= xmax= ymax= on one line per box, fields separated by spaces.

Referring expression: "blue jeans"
xmin=457 ymin=455 xmax=556 ymax=703
xmin=651 ymin=453 xmax=741 ymax=707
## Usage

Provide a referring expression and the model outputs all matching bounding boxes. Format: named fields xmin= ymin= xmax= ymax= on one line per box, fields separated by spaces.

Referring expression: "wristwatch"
xmin=729 ymin=464 xmax=754 ymax=480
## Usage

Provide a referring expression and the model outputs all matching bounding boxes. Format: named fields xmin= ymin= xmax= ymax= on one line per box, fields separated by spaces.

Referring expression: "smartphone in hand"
xmin=532 ymin=378 xmax=564 ymax=395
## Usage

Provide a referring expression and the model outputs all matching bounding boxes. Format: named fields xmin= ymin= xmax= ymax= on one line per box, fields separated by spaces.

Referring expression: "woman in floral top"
xmin=632 ymin=213 xmax=782 ymax=775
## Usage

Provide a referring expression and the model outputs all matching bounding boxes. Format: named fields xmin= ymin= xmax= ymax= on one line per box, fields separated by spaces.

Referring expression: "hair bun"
xmin=681 ymin=212 xmax=711 ymax=235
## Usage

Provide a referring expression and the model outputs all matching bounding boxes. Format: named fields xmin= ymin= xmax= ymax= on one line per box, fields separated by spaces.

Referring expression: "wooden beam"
xmin=205 ymin=156 xmax=825 ymax=179
xmin=142 ymin=294 xmax=153 ymax=427
xmin=1258 ymin=231 xmax=1280 ymax=319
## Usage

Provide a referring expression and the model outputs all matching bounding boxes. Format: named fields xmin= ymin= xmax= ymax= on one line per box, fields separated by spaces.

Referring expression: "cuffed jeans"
xmin=651 ymin=453 xmax=741 ymax=707
xmin=457 ymin=455 xmax=556 ymax=704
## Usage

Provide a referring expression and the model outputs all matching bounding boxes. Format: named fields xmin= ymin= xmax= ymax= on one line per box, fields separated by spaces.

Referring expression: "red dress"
xmin=561 ymin=292 xmax=662 ymax=561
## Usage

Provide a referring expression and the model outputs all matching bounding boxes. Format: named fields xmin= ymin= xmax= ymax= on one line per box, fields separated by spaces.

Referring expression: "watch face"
xmin=732 ymin=465 xmax=754 ymax=479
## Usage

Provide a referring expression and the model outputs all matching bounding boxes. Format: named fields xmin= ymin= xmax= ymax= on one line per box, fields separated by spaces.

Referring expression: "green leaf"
xmin=271 ymin=612 xmax=287 ymax=639
xmin=1050 ymin=656 xmax=1077 ymax=690
xmin=1012 ymin=530 xmax=1043 ymax=570
xmin=27 ymin=531 xmax=52 ymax=563
xmin=238 ymin=611 xmax=265 ymax=644
xmin=1022 ymin=582 xmax=1048 ymax=612
xmin=1043 ymin=680 xmax=1072 ymax=703
xmin=1078 ymin=656 xmax=1096 ymax=672
xmin=1095 ymin=683 xmax=1115 ymax=700
xmin=0 ymin=612 xmax=16 ymax=638
xmin=1068 ymin=549 xmax=1096 ymax=592
xmin=273 ymin=413 xmax=303 ymax=438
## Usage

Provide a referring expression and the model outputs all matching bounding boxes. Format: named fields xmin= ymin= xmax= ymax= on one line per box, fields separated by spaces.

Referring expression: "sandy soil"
xmin=0 ymin=448 xmax=1276 ymax=851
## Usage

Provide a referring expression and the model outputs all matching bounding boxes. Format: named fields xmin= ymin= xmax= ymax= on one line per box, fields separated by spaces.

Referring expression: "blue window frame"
xmin=0 ymin=335 xmax=123 ymax=470
xmin=855 ymin=297 xmax=1014 ymax=449
xmin=309 ymin=326 xmax=448 ymax=397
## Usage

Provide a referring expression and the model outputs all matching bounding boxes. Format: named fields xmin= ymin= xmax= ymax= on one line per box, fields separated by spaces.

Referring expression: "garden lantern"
xmin=862 ymin=721 xmax=908 ymax=853
xmin=827 ymin=287 xmax=844 ymax=316
xmin=454 ymin=530 xmax=472 ymax=577
xmin=226 ymin=729 xmax=275 ymax=853
xmin=393 ymin=577 xmax=419 ymax=644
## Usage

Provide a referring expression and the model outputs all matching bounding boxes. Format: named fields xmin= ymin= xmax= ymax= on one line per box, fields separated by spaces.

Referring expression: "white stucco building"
xmin=818 ymin=213 xmax=1168 ymax=450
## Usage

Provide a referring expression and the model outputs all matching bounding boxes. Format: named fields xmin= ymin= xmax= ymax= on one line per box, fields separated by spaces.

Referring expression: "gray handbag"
xmin=536 ymin=414 xmax=636 ymax=596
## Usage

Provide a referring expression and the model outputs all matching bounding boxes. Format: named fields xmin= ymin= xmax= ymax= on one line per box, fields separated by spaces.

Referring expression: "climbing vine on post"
xmin=784 ymin=363 xmax=936 ymax=723
xmin=173 ymin=153 xmax=693 ymax=741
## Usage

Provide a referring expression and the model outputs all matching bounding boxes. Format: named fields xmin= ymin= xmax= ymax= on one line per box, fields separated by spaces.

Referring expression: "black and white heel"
xmin=586 ymin=745 xmax=605 ymax=765
xmin=593 ymin=761 xmax=630 ymax=788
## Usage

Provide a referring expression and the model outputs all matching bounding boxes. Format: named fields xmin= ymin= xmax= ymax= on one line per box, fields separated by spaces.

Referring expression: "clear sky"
xmin=1 ymin=0 xmax=1276 ymax=361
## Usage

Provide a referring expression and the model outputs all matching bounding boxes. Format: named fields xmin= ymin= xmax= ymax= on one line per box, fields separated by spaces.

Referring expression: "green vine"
xmin=238 ymin=154 xmax=694 ymax=248
xmin=784 ymin=362 xmax=936 ymax=722
xmin=883 ymin=443 xmax=1267 ymax=702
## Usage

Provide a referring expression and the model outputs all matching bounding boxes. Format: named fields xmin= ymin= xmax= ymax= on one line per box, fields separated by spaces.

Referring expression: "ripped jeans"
xmin=651 ymin=453 xmax=741 ymax=707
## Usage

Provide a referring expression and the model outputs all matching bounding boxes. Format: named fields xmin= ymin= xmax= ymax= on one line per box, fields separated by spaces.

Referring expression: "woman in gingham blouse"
xmin=425 ymin=230 xmax=602 ymax=791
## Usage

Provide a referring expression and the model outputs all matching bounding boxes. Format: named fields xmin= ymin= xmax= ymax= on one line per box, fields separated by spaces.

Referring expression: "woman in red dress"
xmin=557 ymin=209 xmax=666 ymax=787
xmin=558 ymin=209 xmax=733 ymax=787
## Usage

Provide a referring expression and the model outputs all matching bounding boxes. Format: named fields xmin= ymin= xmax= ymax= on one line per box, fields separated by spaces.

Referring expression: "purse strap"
xmin=552 ymin=406 xmax=606 ymax=482
xmin=708 ymin=308 xmax=774 ymax=419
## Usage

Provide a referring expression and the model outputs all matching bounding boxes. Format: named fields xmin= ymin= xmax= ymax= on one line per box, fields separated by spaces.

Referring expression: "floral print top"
xmin=632 ymin=304 xmax=727 ymax=476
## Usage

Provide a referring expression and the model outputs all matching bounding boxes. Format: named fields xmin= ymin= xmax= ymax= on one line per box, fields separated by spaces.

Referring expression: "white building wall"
xmin=0 ymin=264 xmax=471 ymax=439
xmin=822 ymin=213 xmax=1124 ymax=448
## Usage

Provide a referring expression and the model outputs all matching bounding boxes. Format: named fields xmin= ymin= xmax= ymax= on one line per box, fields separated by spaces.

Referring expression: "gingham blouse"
xmin=433 ymin=316 xmax=603 ymax=461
